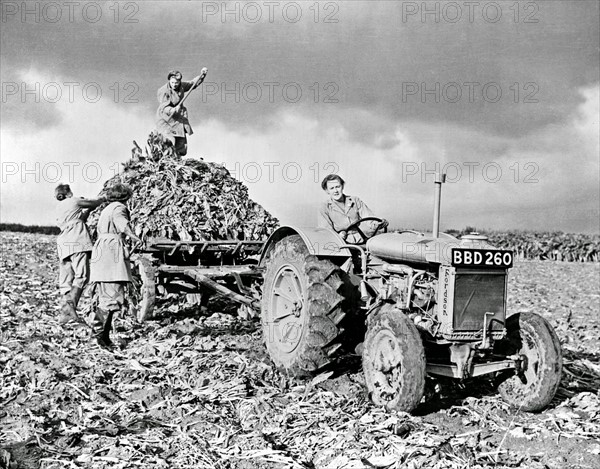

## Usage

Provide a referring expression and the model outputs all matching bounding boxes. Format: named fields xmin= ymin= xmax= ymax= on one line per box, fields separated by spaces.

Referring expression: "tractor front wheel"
xmin=496 ymin=312 xmax=562 ymax=412
xmin=261 ymin=235 xmax=347 ymax=376
xmin=362 ymin=305 xmax=426 ymax=413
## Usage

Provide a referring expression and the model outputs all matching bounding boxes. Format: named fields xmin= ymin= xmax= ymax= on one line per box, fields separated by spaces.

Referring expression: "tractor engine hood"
xmin=366 ymin=232 xmax=496 ymax=266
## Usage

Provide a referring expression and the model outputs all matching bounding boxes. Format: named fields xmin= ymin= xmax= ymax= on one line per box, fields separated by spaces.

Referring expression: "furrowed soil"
xmin=1 ymin=232 xmax=599 ymax=469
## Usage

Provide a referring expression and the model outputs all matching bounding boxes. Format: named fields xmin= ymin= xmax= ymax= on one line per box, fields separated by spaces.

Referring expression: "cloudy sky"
xmin=1 ymin=0 xmax=599 ymax=233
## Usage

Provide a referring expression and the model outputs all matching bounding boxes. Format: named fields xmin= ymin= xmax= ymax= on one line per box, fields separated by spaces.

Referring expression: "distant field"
xmin=449 ymin=228 xmax=600 ymax=262
xmin=0 ymin=223 xmax=60 ymax=235
xmin=2 ymin=223 xmax=599 ymax=262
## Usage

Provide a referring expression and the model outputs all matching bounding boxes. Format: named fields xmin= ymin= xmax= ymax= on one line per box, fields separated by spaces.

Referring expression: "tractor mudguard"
xmin=259 ymin=226 xmax=351 ymax=266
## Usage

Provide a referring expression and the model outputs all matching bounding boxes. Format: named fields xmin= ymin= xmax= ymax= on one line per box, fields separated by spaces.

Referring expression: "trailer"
xmin=130 ymin=238 xmax=265 ymax=322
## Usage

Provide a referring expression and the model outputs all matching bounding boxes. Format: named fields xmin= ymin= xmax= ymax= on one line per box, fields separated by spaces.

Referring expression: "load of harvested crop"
xmin=90 ymin=132 xmax=279 ymax=242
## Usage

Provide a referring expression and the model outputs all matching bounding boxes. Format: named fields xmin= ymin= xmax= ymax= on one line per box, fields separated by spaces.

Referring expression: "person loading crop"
xmin=156 ymin=68 xmax=208 ymax=156
xmin=318 ymin=174 xmax=388 ymax=244
xmin=55 ymin=184 xmax=106 ymax=325
xmin=89 ymin=183 xmax=141 ymax=349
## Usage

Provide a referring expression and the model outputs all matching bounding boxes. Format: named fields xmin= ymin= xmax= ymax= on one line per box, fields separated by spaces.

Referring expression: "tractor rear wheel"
xmin=261 ymin=235 xmax=347 ymax=376
xmin=496 ymin=312 xmax=562 ymax=412
xmin=129 ymin=254 xmax=157 ymax=323
xmin=362 ymin=305 xmax=426 ymax=413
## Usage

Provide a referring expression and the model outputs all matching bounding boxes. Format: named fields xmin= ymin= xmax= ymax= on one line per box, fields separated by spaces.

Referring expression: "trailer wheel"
xmin=362 ymin=305 xmax=426 ymax=413
xmin=129 ymin=254 xmax=157 ymax=322
xmin=496 ymin=312 xmax=562 ymax=412
xmin=261 ymin=235 xmax=346 ymax=376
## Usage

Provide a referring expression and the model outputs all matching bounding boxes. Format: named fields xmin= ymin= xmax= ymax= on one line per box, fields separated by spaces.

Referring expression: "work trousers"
xmin=163 ymin=134 xmax=188 ymax=156
xmin=59 ymin=251 xmax=90 ymax=297
xmin=96 ymin=282 xmax=126 ymax=312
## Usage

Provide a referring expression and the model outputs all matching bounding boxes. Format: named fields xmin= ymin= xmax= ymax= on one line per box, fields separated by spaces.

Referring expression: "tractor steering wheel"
xmin=343 ymin=217 xmax=388 ymax=243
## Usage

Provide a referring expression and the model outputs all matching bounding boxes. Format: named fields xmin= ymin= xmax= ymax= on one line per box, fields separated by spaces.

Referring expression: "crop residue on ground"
xmin=1 ymin=232 xmax=599 ymax=469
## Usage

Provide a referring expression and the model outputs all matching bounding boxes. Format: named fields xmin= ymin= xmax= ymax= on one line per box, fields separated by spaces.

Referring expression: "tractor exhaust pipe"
xmin=432 ymin=172 xmax=446 ymax=238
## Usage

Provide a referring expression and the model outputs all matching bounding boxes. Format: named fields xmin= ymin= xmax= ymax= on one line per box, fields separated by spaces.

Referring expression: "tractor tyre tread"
xmin=261 ymin=235 xmax=347 ymax=377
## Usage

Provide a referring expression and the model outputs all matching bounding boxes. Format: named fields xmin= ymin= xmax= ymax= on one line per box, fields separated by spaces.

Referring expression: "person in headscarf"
xmin=89 ymin=183 xmax=141 ymax=348
xmin=156 ymin=68 xmax=207 ymax=156
xmin=55 ymin=184 xmax=106 ymax=324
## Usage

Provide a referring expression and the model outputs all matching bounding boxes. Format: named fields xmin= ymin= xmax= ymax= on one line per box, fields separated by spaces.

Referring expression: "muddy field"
xmin=1 ymin=232 xmax=599 ymax=469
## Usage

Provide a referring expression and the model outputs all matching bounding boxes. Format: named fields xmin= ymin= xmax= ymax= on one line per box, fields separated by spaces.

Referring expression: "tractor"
xmin=257 ymin=174 xmax=562 ymax=412
xmin=133 ymin=174 xmax=563 ymax=412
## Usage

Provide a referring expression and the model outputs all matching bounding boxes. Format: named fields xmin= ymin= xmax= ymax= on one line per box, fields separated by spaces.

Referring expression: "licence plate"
xmin=452 ymin=248 xmax=513 ymax=268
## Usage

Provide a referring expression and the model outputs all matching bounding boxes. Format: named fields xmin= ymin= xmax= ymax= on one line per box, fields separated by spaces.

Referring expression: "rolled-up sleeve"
xmin=354 ymin=197 xmax=380 ymax=234
xmin=75 ymin=197 xmax=104 ymax=209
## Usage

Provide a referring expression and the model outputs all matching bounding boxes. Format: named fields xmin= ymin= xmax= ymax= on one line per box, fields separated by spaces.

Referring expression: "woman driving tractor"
xmin=317 ymin=174 xmax=388 ymax=244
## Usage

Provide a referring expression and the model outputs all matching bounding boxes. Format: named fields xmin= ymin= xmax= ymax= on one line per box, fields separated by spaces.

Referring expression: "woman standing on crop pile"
xmin=55 ymin=184 xmax=106 ymax=325
xmin=156 ymin=68 xmax=208 ymax=156
xmin=89 ymin=183 xmax=141 ymax=349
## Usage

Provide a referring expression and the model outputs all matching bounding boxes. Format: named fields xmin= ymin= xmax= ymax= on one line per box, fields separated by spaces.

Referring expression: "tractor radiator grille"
xmin=453 ymin=271 xmax=506 ymax=331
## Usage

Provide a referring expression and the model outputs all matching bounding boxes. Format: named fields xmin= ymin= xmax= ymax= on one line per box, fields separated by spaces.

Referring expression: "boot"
xmin=58 ymin=297 xmax=78 ymax=325
xmin=92 ymin=307 xmax=113 ymax=349
xmin=102 ymin=310 xmax=115 ymax=346
xmin=59 ymin=286 xmax=87 ymax=325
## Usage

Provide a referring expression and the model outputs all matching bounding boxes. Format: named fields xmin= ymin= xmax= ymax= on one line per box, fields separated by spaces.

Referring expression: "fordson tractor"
xmin=257 ymin=174 xmax=563 ymax=412
xmin=134 ymin=174 xmax=563 ymax=412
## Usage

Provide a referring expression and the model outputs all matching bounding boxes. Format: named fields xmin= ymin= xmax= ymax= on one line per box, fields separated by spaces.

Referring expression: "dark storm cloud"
xmin=1 ymin=1 xmax=598 ymax=143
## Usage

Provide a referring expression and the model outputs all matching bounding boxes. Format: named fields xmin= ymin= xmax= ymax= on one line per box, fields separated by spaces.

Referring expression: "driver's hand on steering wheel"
xmin=380 ymin=219 xmax=389 ymax=229
xmin=339 ymin=230 xmax=348 ymax=241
